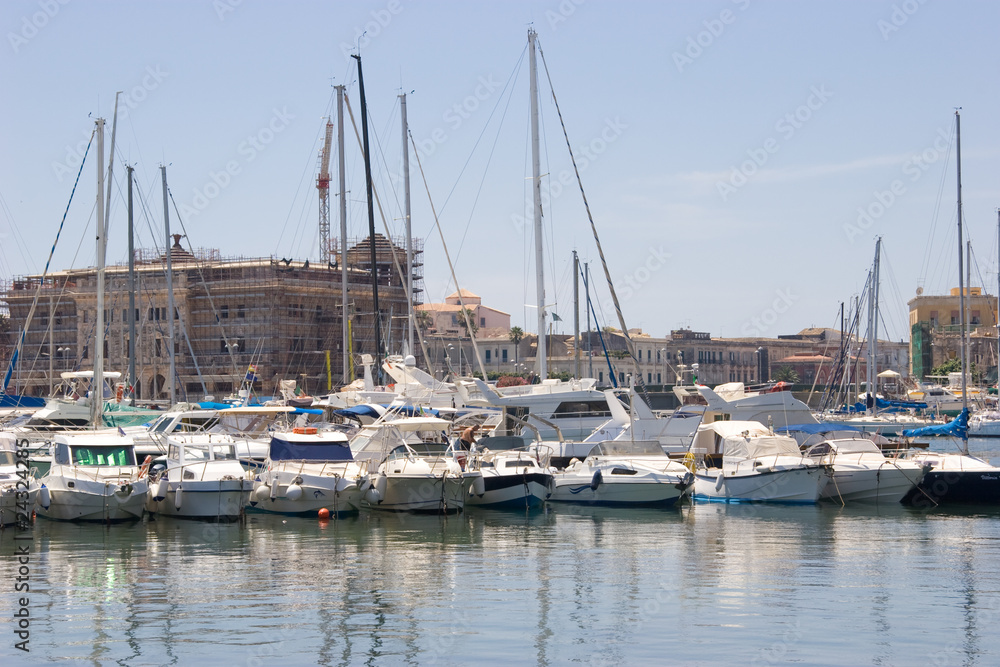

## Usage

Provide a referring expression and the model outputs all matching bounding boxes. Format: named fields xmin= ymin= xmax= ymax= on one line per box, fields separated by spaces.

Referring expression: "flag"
xmin=118 ymin=426 xmax=126 ymax=437
xmin=551 ymin=312 xmax=562 ymax=322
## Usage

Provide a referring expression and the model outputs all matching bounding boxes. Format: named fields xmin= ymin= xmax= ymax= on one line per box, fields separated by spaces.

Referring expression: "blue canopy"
xmin=292 ymin=407 xmax=324 ymax=415
xmin=902 ymin=408 xmax=969 ymax=439
xmin=0 ymin=394 xmax=46 ymax=408
xmin=268 ymin=435 xmax=353 ymax=461
xmin=333 ymin=404 xmax=439 ymax=419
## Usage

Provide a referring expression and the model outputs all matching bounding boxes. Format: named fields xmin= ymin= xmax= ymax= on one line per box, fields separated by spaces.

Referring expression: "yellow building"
xmin=908 ymin=287 xmax=998 ymax=379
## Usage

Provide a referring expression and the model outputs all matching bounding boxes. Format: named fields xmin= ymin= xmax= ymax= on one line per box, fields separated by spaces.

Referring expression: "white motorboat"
xmin=463 ymin=435 xmax=553 ymax=509
xmin=473 ymin=378 xmax=613 ymax=442
xmin=250 ymin=426 xmax=364 ymax=516
xmin=146 ymin=433 xmax=253 ymax=521
xmin=969 ymin=410 xmax=1000 ymax=438
xmin=0 ymin=432 xmax=38 ymax=526
xmin=548 ymin=441 xmax=694 ymax=507
xmin=803 ymin=437 xmax=928 ymax=503
xmin=350 ymin=417 xmax=481 ymax=513
xmin=691 ymin=421 xmax=830 ymax=504
xmin=36 ymin=432 xmax=148 ymax=521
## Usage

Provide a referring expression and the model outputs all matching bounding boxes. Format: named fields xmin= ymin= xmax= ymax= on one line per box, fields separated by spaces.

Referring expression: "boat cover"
xmin=902 ymin=407 xmax=969 ymax=439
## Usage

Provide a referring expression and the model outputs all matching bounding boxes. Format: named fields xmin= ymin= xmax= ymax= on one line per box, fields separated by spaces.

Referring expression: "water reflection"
xmin=1 ymin=502 xmax=999 ymax=665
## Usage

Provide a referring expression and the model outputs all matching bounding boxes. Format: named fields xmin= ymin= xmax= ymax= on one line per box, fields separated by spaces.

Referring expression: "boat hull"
xmin=694 ymin=466 xmax=828 ymax=504
xmin=901 ymin=470 xmax=1000 ymax=506
xmin=548 ymin=470 xmax=689 ymax=507
xmin=466 ymin=472 xmax=552 ymax=509
xmin=147 ymin=478 xmax=252 ymax=521
xmin=821 ymin=466 xmax=923 ymax=503
xmin=0 ymin=482 xmax=39 ymax=526
xmin=360 ymin=474 xmax=467 ymax=513
xmin=249 ymin=473 xmax=363 ymax=516
xmin=37 ymin=479 xmax=147 ymax=522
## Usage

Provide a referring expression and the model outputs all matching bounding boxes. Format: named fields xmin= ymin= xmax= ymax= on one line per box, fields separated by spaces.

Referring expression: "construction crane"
xmin=317 ymin=118 xmax=334 ymax=263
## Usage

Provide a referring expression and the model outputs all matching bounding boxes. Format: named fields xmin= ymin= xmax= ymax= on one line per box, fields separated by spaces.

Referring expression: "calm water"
xmin=2 ymin=437 xmax=1000 ymax=666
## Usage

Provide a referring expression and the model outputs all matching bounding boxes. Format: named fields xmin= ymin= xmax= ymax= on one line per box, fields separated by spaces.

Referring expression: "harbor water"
xmin=2 ymin=438 xmax=999 ymax=666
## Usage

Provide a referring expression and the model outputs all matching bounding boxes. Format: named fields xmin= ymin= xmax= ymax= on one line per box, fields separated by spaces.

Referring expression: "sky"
xmin=2 ymin=0 xmax=999 ymax=347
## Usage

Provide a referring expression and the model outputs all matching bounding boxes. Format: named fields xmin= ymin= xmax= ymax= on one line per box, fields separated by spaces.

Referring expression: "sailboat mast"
xmin=996 ymin=209 xmax=999 ymax=389
xmin=161 ymin=166 xmax=176 ymax=405
xmin=585 ymin=262 xmax=593 ymax=378
xmin=92 ymin=118 xmax=105 ymax=428
xmin=528 ymin=28 xmax=546 ymax=379
xmin=866 ymin=239 xmax=881 ymax=415
xmin=956 ymin=109 xmax=968 ymax=415
xmin=573 ymin=250 xmax=580 ymax=379
xmin=336 ymin=85 xmax=350 ymax=383
xmin=127 ymin=166 xmax=136 ymax=400
xmin=400 ymin=92 xmax=414 ymax=355
xmin=352 ymin=54 xmax=383 ymax=380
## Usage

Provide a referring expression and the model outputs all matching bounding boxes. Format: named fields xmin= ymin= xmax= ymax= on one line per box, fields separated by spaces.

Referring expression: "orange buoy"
xmin=318 ymin=508 xmax=330 ymax=520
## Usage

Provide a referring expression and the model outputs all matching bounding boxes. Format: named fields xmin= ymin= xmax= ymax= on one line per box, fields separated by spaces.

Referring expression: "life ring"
xmin=137 ymin=455 xmax=153 ymax=479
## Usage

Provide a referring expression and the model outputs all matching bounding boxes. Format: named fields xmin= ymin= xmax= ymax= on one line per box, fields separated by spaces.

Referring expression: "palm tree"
xmin=772 ymin=365 xmax=800 ymax=384
xmin=509 ymin=326 xmax=523 ymax=367
xmin=415 ymin=309 xmax=433 ymax=333
xmin=458 ymin=307 xmax=478 ymax=338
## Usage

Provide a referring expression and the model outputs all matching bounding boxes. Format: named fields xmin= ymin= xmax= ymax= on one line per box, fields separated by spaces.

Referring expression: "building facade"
xmin=1 ymin=234 xmax=421 ymax=401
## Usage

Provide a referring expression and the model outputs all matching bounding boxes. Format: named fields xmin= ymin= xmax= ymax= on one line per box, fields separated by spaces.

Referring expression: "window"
xmin=155 ymin=339 xmax=162 ymax=357
xmin=221 ymin=305 xmax=229 ymax=319
xmin=480 ymin=317 xmax=486 ymax=327
xmin=237 ymin=304 xmax=246 ymax=318
xmin=972 ymin=310 xmax=982 ymax=325
xmin=599 ymin=371 xmax=604 ymax=383
xmin=657 ymin=373 xmax=661 ymax=384
xmin=290 ymin=338 xmax=304 ymax=352
xmin=647 ymin=373 xmax=652 ymax=383
xmin=502 ymin=349 xmax=508 ymax=362
xmin=951 ymin=310 xmax=960 ymax=325
xmin=486 ymin=349 xmax=492 ymax=362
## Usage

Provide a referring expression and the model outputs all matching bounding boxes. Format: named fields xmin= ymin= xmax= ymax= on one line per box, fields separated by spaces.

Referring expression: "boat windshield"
xmin=0 ymin=451 xmax=16 ymax=466
xmin=70 ymin=445 xmax=136 ymax=467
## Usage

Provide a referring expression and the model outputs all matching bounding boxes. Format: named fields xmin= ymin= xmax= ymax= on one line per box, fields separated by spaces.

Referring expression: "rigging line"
xmin=3 ymin=127 xmax=96 ymax=393
xmin=343 ymin=92 xmax=436 ymax=368
xmin=0 ymin=187 xmax=37 ymax=276
xmin=408 ymin=127 xmax=490 ymax=380
xmin=424 ymin=43 xmax=529 ymax=237
xmin=276 ymin=122 xmax=326 ymax=256
xmin=919 ymin=123 xmax=955 ymax=287
xmin=167 ymin=187 xmax=241 ymax=377
xmin=453 ymin=57 xmax=524 ymax=270
xmin=535 ymin=37 xmax=646 ymax=398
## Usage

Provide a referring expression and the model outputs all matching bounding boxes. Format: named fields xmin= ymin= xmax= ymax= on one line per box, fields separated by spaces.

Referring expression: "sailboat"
xmin=900 ymin=109 xmax=1000 ymax=506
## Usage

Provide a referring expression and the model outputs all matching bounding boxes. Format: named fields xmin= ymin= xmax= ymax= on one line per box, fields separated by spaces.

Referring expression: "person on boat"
xmin=459 ymin=424 xmax=480 ymax=451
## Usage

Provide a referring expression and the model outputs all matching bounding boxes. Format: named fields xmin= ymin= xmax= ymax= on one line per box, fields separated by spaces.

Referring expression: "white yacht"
xmin=473 ymin=378 xmax=613 ymax=442
xmin=0 ymin=432 xmax=38 ymax=526
xmin=36 ymin=432 xmax=148 ymax=521
xmin=803 ymin=437 xmax=928 ymax=503
xmin=350 ymin=416 xmax=482 ymax=513
xmin=548 ymin=440 xmax=694 ymax=507
xmin=691 ymin=421 xmax=830 ymax=504
xmin=147 ymin=433 xmax=253 ymax=521
xmin=463 ymin=434 xmax=553 ymax=509
xmin=250 ymin=425 xmax=365 ymax=516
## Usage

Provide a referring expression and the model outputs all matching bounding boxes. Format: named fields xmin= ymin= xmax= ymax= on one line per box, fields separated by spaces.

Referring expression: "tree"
xmin=415 ymin=309 xmax=433 ymax=332
xmin=931 ymin=357 xmax=979 ymax=383
xmin=772 ymin=365 xmax=800 ymax=384
xmin=508 ymin=326 xmax=523 ymax=366
xmin=458 ymin=307 xmax=478 ymax=338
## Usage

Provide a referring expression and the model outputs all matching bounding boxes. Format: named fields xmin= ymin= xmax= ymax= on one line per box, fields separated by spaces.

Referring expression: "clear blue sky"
xmin=2 ymin=0 xmax=998 ymax=346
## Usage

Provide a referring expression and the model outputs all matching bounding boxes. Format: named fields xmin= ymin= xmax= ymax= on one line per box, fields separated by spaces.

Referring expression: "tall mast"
xmin=91 ymin=118 xmax=105 ymax=428
xmin=866 ymin=238 xmax=881 ymax=416
xmin=127 ymin=166 xmax=136 ymax=400
xmin=352 ymin=53 xmax=383 ymax=379
xmin=161 ymin=166 xmax=176 ymax=405
xmin=996 ymin=209 xmax=999 ymax=392
xmin=585 ymin=262 xmax=593 ymax=378
xmin=956 ymin=109 xmax=968 ymax=422
xmin=573 ymin=250 xmax=580 ymax=379
xmin=336 ymin=85 xmax=350 ymax=383
xmin=528 ymin=28 xmax=546 ymax=379
xmin=400 ymin=92 xmax=414 ymax=355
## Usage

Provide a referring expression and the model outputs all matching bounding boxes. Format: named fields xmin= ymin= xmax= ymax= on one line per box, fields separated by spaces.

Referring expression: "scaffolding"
xmin=1 ymin=237 xmax=423 ymax=401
